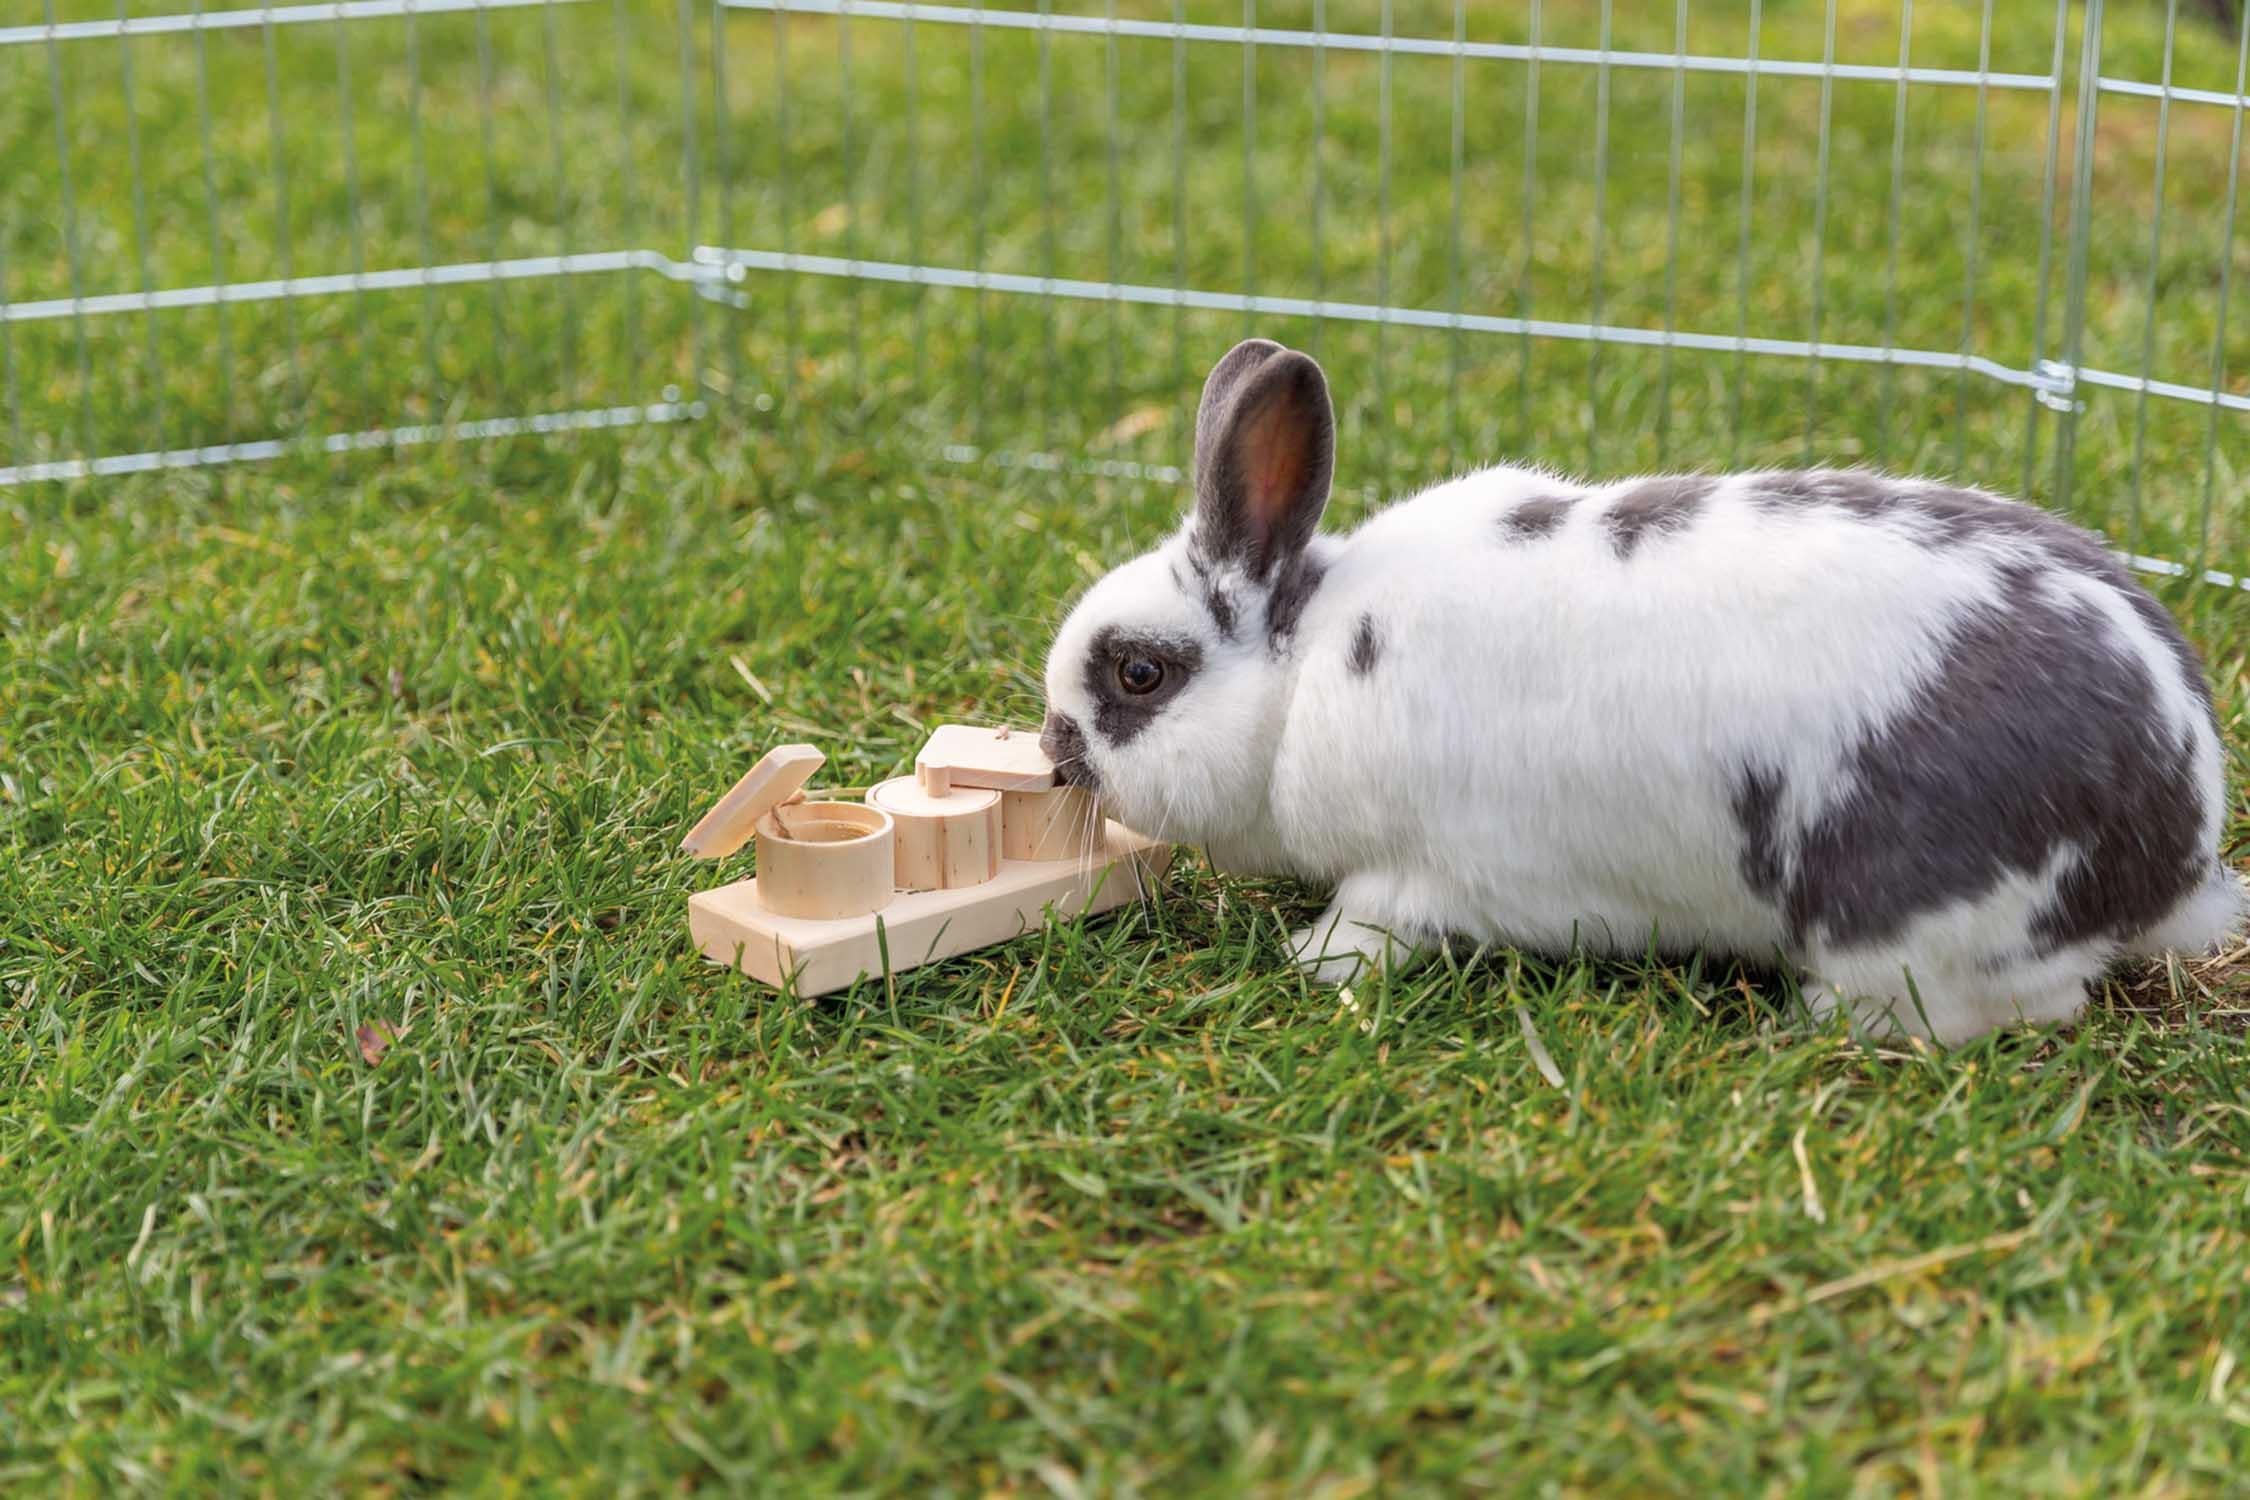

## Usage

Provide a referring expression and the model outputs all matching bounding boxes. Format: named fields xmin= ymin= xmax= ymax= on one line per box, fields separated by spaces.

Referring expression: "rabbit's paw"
xmin=1289 ymin=885 xmax=1429 ymax=986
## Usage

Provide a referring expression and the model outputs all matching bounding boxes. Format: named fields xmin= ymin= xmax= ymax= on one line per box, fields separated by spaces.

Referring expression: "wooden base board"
xmin=689 ymin=822 xmax=1171 ymax=997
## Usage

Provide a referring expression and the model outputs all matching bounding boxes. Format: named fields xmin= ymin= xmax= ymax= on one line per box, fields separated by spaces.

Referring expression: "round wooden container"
xmin=1001 ymin=784 xmax=1101 ymax=862
xmin=866 ymin=777 xmax=1003 ymax=892
xmin=753 ymin=800 xmax=895 ymax=919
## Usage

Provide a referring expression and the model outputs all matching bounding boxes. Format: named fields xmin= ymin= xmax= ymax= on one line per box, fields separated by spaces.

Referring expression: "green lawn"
xmin=8 ymin=0 xmax=2250 ymax=1492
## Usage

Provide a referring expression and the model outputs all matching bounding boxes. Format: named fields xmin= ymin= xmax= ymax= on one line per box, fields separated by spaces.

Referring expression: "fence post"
xmin=2052 ymin=0 xmax=2104 ymax=522
xmin=677 ymin=0 xmax=706 ymax=412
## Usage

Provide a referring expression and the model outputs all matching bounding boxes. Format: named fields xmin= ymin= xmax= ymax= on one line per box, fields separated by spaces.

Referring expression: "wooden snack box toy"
xmin=683 ymin=725 xmax=1172 ymax=997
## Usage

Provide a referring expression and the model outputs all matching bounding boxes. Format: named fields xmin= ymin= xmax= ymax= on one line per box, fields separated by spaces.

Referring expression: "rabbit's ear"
xmin=1194 ymin=338 xmax=1285 ymax=458
xmin=1191 ymin=342 xmax=1335 ymax=582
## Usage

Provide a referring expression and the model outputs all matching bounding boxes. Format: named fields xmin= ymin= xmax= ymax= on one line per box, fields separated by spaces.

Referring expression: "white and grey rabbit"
xmin=1039 ymin=337 xmax=2243 ymax=1042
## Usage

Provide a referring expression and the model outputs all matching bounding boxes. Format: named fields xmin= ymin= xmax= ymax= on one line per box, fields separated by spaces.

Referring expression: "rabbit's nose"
xmin=1040 ymin=712 xmax=1089 ymax=779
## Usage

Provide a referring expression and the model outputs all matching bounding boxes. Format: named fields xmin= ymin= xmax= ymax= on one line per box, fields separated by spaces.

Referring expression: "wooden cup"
xmin=866 ymin=776 xmax=1003 ymax=892
xmin=752 ymin=800 xmax=896 ymax=919
xmin=1001 ymin=784 xmax=1101 ymax=862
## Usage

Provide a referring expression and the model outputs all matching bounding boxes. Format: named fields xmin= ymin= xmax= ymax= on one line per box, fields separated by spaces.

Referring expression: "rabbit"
xmin=1037 ymin=337 xmax=2244 ymax=1043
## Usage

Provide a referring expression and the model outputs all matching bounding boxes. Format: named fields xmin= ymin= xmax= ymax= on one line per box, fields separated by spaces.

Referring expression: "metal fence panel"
xmin=6 ymin=0 xmax=2250 ymax=588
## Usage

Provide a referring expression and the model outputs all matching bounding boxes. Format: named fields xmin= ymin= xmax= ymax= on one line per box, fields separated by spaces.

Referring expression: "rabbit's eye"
xmin=1116 ymin=656 xmax=1165 ymax=695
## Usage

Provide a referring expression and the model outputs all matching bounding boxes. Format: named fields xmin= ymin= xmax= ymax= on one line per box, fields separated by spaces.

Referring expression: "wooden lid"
xmin=867 ymin=775 xmax=1002 ymax=819
xmin=680 ymin=743 xmax=825 ymax=859
xmin=915 ymin=724 xmax=1058 ymax=792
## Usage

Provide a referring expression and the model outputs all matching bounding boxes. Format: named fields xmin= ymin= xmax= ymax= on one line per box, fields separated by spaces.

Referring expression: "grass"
xmin=7 ymin=0 xmax=2250 ymax=1492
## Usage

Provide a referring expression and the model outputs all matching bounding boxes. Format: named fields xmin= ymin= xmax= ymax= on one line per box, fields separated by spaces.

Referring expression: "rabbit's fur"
xmin=1039 ymin=339 xmax=2242 ymax=1041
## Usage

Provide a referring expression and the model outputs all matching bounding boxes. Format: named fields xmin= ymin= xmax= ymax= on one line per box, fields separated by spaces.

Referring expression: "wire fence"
xmin=6 ymin=0 xmax=2250 ymax=585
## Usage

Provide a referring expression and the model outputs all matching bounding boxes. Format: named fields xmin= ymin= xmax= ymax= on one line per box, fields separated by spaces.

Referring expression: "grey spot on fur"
xmin=1732 ymin=764 xmax=1789 ymax=905
xmin=1266 ymin=554 xmax=1327 ymax=650
xmin=1751 ymin=469 xmax=1894 ymax=523
xmin=1205 ymin=587 xmax=1238 ymax=638
xmin=1900 ymin=484 xmax=2108 ymax=555
xmin=1501 ymin=495 xmax=1576 ymax=540
xmin=1184 ymin=552 xmax=1238 ymax=639
xmin=1753 ymin=470 xmax=2215 ymax=714
xmin=1604 ymin=475 xmax=1714 ymax=559
xmin=1733 ymin=565 xmax=2208 ymax=954
xmin=1348 ymin=613 xmax=1382 ymax=676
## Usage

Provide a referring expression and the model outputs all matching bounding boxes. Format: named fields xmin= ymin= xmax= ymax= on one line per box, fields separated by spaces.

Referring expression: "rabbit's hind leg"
xmin=1801 ymin=936 xmax=2097 ymax=1044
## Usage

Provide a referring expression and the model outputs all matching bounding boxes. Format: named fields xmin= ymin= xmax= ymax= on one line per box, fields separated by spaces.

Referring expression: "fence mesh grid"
xmin=7 ymin=0 xmax=2250 ymax=586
